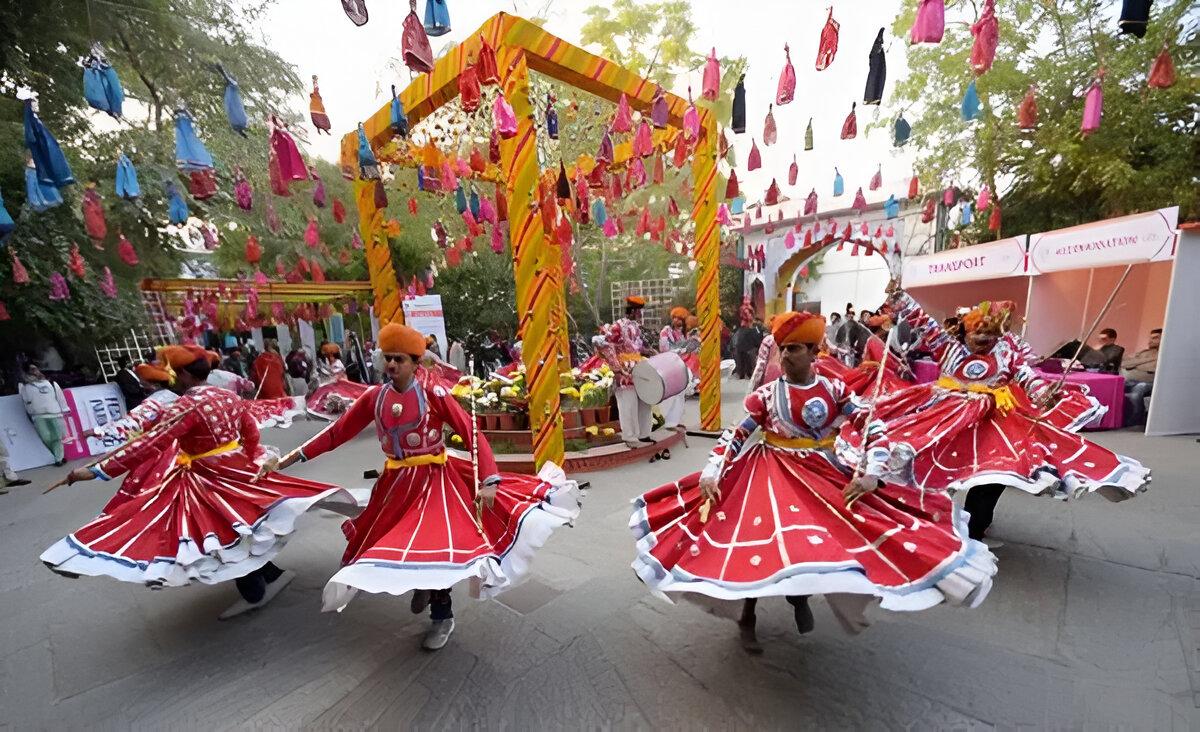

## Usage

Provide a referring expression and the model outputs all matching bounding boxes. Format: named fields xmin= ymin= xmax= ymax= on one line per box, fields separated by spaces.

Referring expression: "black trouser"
xmin=430 ymin=589 xmax=453 ymax=621
xmin=234 ymin=561 xmax=284 ymax=603
xmin=964 ymin=484 xmax=1005 ymax=540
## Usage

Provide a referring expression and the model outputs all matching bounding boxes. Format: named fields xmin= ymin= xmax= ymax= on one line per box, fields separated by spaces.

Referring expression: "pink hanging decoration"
xmin=804 ymin=189 xmax=818 ymax=215
xmin=479 ymin=196 xmax=497 ymax=224
xmin=788 ymin=155 xmax=798 ymax=186
xmin=612 ymin=94 xmax=633 ymax=133
xmin=852 ymin=187 xmax=867 ymax=213
xmin=49 ymin=272 xmax=70 ymax=301
xmin=602 ymin=217 xmax=618 ymax=238
xmin=99 ymin=267 xmax=117 ymax=298
xmin=634 ymin=121 xmax=654 ymax=157
xmin=268 ymin=116 xmax=309 ymax=185
xmin=682 ymin=88 xmax=700 ymax=142
xmin=910 ymin=0 xmax=945 ymax=44
xmin=747 ymin=139 xmax=761 ymax=171
xmin=1081 ymin=72 xmax=1104 ymax=136
xmin=266 ymin=200 xmax=282 ymax=234
xmin=815 ymin=7 xmax=840 ymax=70
xmin=840 ymin=103 xmax=857 ymax=139
xmin=254 ymin=270 xmax=269 ymax=286
xmin=1148 ymin=44 xmax=1177 ymax=89
xmin=651 ymin=85 xmax=669 ymax=128
xmin=118 ymin=235 xmax=139 ymax=266
xmin=304 ymin=217 xmax=320 ymax=248
xmin=312 ymin=175 xmax=327 ymax=207
xmin=401 ymin=0 xmax=434 ymax=73
xmin=784 ymin=229 xmax=796 ymax=249
xmin=702 ymin=48 xmax=721 ymax=100
xmin=440 ymin=161 xmax=458 ymax=192
xmin=628 ymin=157 xmax=647 ymax=188
xmin=490 ymin=224 xmax=505 ymax=253
xmin=976 ymin=184 xmax=991 ymax=210
xmin=82 ymin=188 xmax=107 ymax=242
xmin=869 ymin=166 xmax=882 ymax=191
xmin=763 ymin=104 xmax=777 ymax=146
xmin=455 ymin=157 xmax=471 ymax=177
xmin=201 ymin=224 xmax=218 ymax=251
xmin=67 ymin=243 xmax=87 ymax=279
xmin=493 ymin=94 xmax=518 ymax=139
xmin=597 ymin=129 xmax=615 ymax=164
xmin=234 ymin=169 xmax=253 ymax=211
xmin=11 ymin=253 xmax=28 ymax=285
xmin=717 ymin=203 xmax=733 ymax=225
xmin=970 ymin=0 xmax=999 ymax=75
xmin=351 ymin=230 xmax=364 ymax=250
xmin=332 ymin=198 xmax=346 ymax=223
xmin=672 ymin=132 xmax=689 ymax=168
xmin=777 ymin=44 xmax=796 ymax=105
xmin=908 ymin=174 xmax=920 ymax=199
xmin=943 ymin=187 xmax=957 ymax=206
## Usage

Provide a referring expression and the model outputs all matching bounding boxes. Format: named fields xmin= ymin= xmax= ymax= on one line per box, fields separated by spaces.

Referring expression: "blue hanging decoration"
xmin=454 ymin=183 xmax=467 ymax=214
xmin=216 ymin=64 xmax=249 ymax=137
xmin=730 ymin=196 xmax=745 ymax=215
xmin=545 ymin=93 xmax=559 ymax=140
xmin=884 ymin=194 xmax=900 ymax=219
xmin=416 ymin=165 xmax=426 ymax=191
xmin=468 ymin=187 xmax=481 ymax=219
xmin=25 ymin=164 xmax=63 ymax=212
xmin=24 ymin=100 xmax=74 ymax=189
xmin=114 ymin=154 xmax=141 ymax=200
xmin=0 ymin=188 xmax=15 ymax=243
xmin=893 ymin=115 xmax=911 ymax=147
xmin=424 ymin=0 xmax=451 ymax=37
xmin=390 ymin=85 xmax=409 ymax=137
xmin=357 ymin=123 xmax=380 ymax=180
xmin=591 ymin=198 xmax=607 ymax=226
xmin=961 ymin=201 xmax=973 ymax=226
xmin=82 ymin=44 xmax=124 ymax=118
xmin=166 ymin=181 xmax=189 ymax=225
xmin=832 ymin=167 xmax=844 ymax=196
xmin=961 ymin=80 xmax=981 ymax=121
xmin=174 ymin=107 xmax=215 ymax=172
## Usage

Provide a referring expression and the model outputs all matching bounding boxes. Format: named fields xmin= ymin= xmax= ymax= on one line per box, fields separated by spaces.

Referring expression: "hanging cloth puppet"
xmin=493 ymin=93 xmax=518 ymax=138
xmin=840 ymin=102 xmax=857 ymax=139
xmin=884 ymin=194 xmax=900 ymax=219
xmin=26 ymin=162 xmax=63 ymax=212
xmin=832 ymin=168 xmax=844 ymax=196
xmin=894 ymin=115 xmax=911 ymax=146
xmin=869 ymin=165 xmax=882 ymax=190
xmin=402 ymin=0 xmax=435 ymax=74
xmin=970 ymin=0 xmax=999 ymax=75
xmin=910 ymin=0 xmax=945 ymax=44
xmin=804 ymin=189 xmax=818 ymax=215
xmin=166 ymin=182 xmax=189 ymax=225
xmin=216 ymin=64 xmax=249 ymax=137
xmin=476 ymin=36 xmax=499 ymax=84
xmin=852 ymin=187 xmax=867 ymax=213
xmin=633 ymin=120 xmax=654 ymax=156
xmin=988 ymin=200 xmax=1002 ymax=232
xmin=864 ymin=28 xmax=887 ymax=104
xmin=310 ymin=76 xmax=331 ymax=135
xmin=545 ymin=93 xmax=559 ymax=139
xmin=682 ymin=89 xmax=700 ymax=142
xmin=175 ymin=106 xmax=215 ymax=172
xmin=1148 ymin=44 xmax=1176 ymax=89
xmin=357 ymin=124 xmax=380 ymax=180
xmin=82 ymin=44 xmax=124 ymax=118
xmin=1081 ymin=71 xmax=1103 ymax=137
xmin=1118 ymin=0 xmax=1152 ymax=38
xmin=732 ymin=75 xmax=747 ymax=133
xmin=341 ymin=0 xmax=369 ymax=26
xmin=764 ymin=179 xmax=782 ymax=207
xmin=777 ymin=46 xmax=796 ymax=105
xmin=908 ymin=174 xmax=920 ymax=199
xmin=612 ymin=94 xmax=633 ymax=134
xmin=269 ymin=115 xmax=309 ymax=186
xmin=804 ymin=118 xmax=814 ymax=151
xmin=815 ymin=7 xmax=840 ymax=70
xmin=424 ymin=0 xmax=451 ymax=36
xmin=24 ymin=100 xmax=74 ymax=189
xmin=390 ymin=85 xmax=410 ymax=137
xmin=725 ymin=170 xmax=740 ymax=199
xmin=1017 ymin=85 xmax=1038 ymax=129
xmin=115 ymin=153 xmax=140 ymax=200
xmin=961 ymin=80 xmax=981 ymax=121
xmin=976 ymin=184 xmax=991 ymax=210
xmin=234 ymin=168 xmax=253 ymax=211
xmin=747 ymin=139 xmax=762 ymax=171
xmin=458 ymin=62 xmax=482 ymax=112
xmin=763 ymin=105 xmax=777 ymax=146
xmin=788 ymin=155 xmax=798 ymax=186
xmin=82 ymin=186 xmax=107 ymax=242
xmin=651 ymin=85 xmax=669 ymax=128
xmin=702 ymin=48 xmax=721 ymax=100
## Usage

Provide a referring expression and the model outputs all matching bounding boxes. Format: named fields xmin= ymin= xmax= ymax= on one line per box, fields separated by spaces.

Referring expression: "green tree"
xmin=881 ymin=0 xmax=1198 ymax=241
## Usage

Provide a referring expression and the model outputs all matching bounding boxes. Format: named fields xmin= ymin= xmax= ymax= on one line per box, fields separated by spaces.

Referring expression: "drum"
xmin=633 ymin=352 xmax=689 ymax=405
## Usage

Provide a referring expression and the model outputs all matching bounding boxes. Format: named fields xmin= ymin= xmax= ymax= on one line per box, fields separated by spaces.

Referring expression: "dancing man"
xmin=609 ymin=295 xmax=656 ymax=449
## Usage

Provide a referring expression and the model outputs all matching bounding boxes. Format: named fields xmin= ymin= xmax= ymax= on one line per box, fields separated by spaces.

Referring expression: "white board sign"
xmin=401 ymin=295 xmax=448 ymax=356
xmin=902 ymin=236 xmax=1028 ymax=287
xmin=1028 ymin=207 xmax=1178 ymax=273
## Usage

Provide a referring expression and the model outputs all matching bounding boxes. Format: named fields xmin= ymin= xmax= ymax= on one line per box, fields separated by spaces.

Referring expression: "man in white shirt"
xmin=19 ymin=364 xmax=71 ymax=466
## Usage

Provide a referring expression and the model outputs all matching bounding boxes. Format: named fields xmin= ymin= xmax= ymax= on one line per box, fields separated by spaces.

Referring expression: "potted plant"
xmin=560 ymin=385 xmax=582 ymax=428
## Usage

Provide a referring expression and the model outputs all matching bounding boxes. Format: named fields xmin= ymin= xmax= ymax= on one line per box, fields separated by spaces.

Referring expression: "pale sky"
xmin=260 ymin=0 xmax=915 ymax=206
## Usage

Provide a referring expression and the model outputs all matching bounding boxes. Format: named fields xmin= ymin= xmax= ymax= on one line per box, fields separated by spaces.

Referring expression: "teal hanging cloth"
xmin=468 ymin=187 xmax=481 ymax=219
xmin=82 ymin=44 xmax=124 ymax=118
xmin=114 ymin=154 xmax=141 ymax=200
xmin=961 ymin=80 xmax=981 ymax=121
xmin=424 ymin=0 xmax=451 ymax=37
xmin=166 ymin=181 xmax=189 ymax=225
xmin=358 ymin=124 xmax=380 ymax=180
xmin=591 ymin=198 xmax=607 ymax=226
xmin=175 ymin=107 xmax=215 ymax=171
xmin=25 ymin=164 xmax=63 ymax=212
xmin=832 ymin=168 xmax=844 ymax=196
xmin=730 ymin=196 xmax=745 ymax=215
xmin=884 ymin=194 xmax=899 ymax=219
xmin=454 ymin=183 xmax=467 ymax=214
xmin=894 ymin=115 xmax=911 ymax=146
xmin=390 ymin=85 xmax=409 ymax=137
xmin=217 ymin=64 xmax=249 ymax=137
xmin=0 ymin=187 xmax=14 ymax=243
xmin=24 ymin=100 xmax=75 ymax=188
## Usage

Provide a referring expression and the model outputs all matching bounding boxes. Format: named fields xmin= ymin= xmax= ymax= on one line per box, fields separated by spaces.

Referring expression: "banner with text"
xmin=401 ymin=295 xmax=448 ymax=356
xmin=1028 ymin=207 xmax=1179 ymax=274
xmin=902 ymin=236 xmax=1029 ymax=287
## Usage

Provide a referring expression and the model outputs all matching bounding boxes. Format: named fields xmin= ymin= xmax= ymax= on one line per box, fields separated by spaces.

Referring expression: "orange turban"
xmin=669 ymin=306 xmax=689 ymax=320
xmin=685 ymin=315 xmax=698 ymax=331
xmin=205 ymin=350 xmax=221 ymax=367
xmin=159 ymin=345 xmax=208 ymax=369
xmin=134 ymin=362 xmax=172 ymax=384
xmin=378 ymin=322 xmax=426 ymax=357
xmin=771 ymin=311 xmax=826 ymax=346
xmin=962 ymin=300 xmax=1014 ymax=335
xmin=625 ymin=295 xmax=645 ymax=308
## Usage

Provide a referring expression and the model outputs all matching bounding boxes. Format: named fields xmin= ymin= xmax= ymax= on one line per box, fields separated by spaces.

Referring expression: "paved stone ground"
xmin=3 ymin=378 xmax=1199 ymax=729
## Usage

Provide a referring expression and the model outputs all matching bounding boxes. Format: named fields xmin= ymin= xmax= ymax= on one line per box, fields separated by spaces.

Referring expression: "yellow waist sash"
xmin=936 ymin=376 xmax=1017 ymax=414
xmin=764 ymin=433 xmax=836 ymax=450
xmin=384 ymin=451 xmax=449 ymax=470
xmin=618 ymin=353 xmax=643 ymax=363
xmin=176 ymin=440 xmax=240 ymax=466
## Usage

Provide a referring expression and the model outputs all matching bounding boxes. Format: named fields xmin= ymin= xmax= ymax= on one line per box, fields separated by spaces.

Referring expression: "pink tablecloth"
xmin=1035 ymin=369 xmax=1124 ymax=431
xmin=912 ymin=359 xmax=940 ymax=384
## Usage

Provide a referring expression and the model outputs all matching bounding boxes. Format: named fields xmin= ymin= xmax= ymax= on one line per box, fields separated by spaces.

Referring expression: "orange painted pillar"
xmin=691 ymin=113 xmax=723 ymax=431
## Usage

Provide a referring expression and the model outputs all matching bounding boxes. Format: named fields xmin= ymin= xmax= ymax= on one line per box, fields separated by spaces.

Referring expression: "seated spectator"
xmin=1081 ymin=328 xmax=1124 ymax=374
xmin=1122 ymin=328 xmax=1160 ymax=426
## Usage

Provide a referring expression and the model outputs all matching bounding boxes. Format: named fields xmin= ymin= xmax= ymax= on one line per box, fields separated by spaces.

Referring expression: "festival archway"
xmin=340 ymin=13 xmax=722 ymax=468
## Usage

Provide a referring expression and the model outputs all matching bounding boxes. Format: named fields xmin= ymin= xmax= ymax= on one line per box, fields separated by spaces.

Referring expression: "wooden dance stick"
xmin=468 ymin=357 xmax=484 ymax=536
xmin=43 ymin=408 xmax=195 ymax=494
xmin=846 ymin=325 xmax=901 ymax=510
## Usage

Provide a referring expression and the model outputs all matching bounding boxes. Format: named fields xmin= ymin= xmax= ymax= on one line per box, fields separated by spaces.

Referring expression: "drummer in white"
xmin=658 ymin=306 xmax=691 ymax=432
xmin=606 ymin=296 xmax=657 ymax=449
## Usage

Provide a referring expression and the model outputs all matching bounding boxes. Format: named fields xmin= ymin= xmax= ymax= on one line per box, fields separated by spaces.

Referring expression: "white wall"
xmin=1147 ymin=230 xmax=1198 ymax=436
